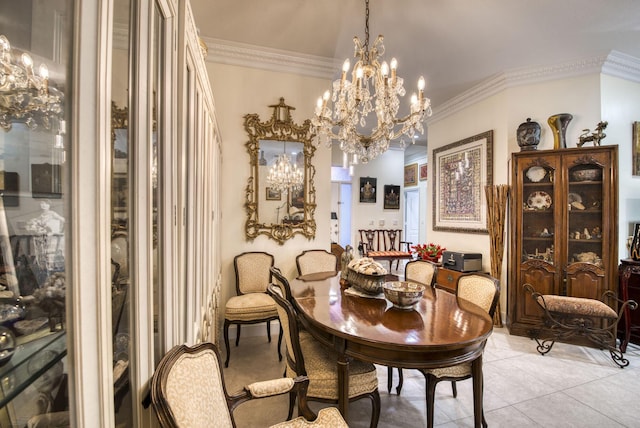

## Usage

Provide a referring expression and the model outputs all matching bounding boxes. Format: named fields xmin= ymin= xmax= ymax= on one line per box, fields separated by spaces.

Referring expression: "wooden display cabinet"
xmin=508 ymin=146 xmax=618 ymax=344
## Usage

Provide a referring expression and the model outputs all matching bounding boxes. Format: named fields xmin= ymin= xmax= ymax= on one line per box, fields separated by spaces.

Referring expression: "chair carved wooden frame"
xmin=523 ymin=283 xmax=638 ymax=368
xmin=267 ymin=282 xmax=381 ymax=428
xmin=358 ymin=229 xmax=413 ymax=270
xmin=224 ymin=252 xmax=283 ymax=367
xmin=146 ymin=342 xmax=348 ymax=427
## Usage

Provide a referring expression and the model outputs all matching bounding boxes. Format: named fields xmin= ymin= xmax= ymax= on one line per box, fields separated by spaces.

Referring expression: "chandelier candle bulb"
xmin=390 ymin=58 xmax=397 ymax=84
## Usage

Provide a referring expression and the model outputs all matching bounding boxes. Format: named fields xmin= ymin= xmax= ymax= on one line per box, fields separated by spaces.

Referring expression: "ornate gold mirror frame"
xmin=244 ymin=98 xmax=317 ymax=245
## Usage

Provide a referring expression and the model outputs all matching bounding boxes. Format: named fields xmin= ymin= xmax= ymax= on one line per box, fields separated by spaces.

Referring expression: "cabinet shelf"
xmin=0 ymin=330 xmax=66 ymax=410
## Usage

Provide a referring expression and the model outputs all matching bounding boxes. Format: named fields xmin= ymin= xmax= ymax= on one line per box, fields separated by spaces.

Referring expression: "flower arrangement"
xmin=411 ymin=243 xmax=446 ymax=261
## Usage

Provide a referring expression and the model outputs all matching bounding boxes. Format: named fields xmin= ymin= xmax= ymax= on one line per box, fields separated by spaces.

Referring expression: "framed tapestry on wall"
xmin=433 ymin=130 xmax=493 ymax=233
xmin=359 ymin=177 xmax=377 ymax=203
xmin=384 ymin=185 xmax=400 ymax=209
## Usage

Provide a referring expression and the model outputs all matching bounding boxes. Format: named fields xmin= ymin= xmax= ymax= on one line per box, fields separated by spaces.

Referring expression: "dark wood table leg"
xmin=337 ymin=354 xmax=350 ymax=419
xmin=472 ymin=355 xmax=484 ymax=428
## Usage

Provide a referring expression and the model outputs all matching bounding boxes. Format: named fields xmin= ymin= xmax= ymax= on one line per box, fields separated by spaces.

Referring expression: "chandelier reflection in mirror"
xmin=0 ymin=35 xmax=64 ymax=138
xmin=312 ymin=0 xmax=432 ymax=166
xmin=266 ymin=145 xmax=304 ymax=193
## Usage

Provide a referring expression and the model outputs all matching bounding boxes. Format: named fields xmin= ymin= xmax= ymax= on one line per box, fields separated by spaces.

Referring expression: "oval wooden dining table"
xmin=290 ymin=271 xmax=493 ymax=427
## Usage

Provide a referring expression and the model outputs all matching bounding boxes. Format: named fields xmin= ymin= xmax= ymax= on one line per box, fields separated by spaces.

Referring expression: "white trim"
xmin=202 ymin=36 xmax=337 ymax=79
xmin=71 ymin=0 xmax=115 ymax=425
xmin=429 ymin=50 xmax=640 ymax=123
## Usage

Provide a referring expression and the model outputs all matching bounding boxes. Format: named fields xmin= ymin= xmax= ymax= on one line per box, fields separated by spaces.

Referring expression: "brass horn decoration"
xmin=244 ymin=98 xmax=317 ymax=245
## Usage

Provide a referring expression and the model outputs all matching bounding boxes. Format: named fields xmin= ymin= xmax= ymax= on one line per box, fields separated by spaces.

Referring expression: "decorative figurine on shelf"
xmin=577 ymin=121 xmax=608 ymax=147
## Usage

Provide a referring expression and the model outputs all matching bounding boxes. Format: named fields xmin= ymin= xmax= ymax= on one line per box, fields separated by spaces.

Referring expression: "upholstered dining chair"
xmin=267 ymin=283 xmax=381 ymax=428
xmin=148 ymin=342 xmax=348 ymax=428
xmin=419 ymin=272 xmax=499 ymax=428
xmin=388 ymin=259 xmax=439 ymax=394
xmin=295 ymin=249 xmax=338 ymax=276
xmin=224 ymin=251 xmax=282 ymax=367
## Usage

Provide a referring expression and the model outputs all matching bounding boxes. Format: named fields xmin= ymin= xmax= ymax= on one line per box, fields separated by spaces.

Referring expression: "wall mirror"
xmin=244 ymin=98 xmax=317 ymax=244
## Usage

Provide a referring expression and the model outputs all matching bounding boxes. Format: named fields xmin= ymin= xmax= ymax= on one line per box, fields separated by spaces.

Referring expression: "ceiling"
xmin=190 ymin=0 xmax=640 ymax=156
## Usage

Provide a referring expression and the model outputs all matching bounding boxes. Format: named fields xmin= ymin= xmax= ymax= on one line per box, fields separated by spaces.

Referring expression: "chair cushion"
xmin=421 ymin=362 xmax=471 ymax=380
xmin=536 ymin=295 xmax=618 ymax=319
xmin=225 ymin=293 xmax=278 ymax=321
xmin=368 ymin=250 xmax=412 ymax=259
xmin=269 ymin=406 xmax=348 ymax=427
xmin=286 ymin=332 xmax=378 ymax=400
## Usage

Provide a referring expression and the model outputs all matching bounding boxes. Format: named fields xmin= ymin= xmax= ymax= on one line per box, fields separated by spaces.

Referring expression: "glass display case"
xmin=508 ymin=146 xmax=618 ymax=341
xmin=0 ymin=0 xmax=73 ymax=425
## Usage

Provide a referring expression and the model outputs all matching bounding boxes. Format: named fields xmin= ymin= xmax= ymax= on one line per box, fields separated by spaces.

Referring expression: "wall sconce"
xmin=0 ymin=34 xmax=64 ymax=133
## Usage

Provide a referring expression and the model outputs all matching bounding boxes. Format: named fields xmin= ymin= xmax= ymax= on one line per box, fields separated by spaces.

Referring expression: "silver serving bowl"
xmin=571 ymin=169 xmax=602 ymax=182
xmin=383 ymin=281 xmax=425 ymax=309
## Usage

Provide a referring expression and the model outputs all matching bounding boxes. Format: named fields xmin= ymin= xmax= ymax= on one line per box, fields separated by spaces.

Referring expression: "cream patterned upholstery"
xmin=405 ymin=259 xmax=437 ymax=287
xmin=296 ymin=249 xmax=338 ymax=276
xmin=270 ymin=407 xmax=348 ymax=428
xmin=224 ymin=252 xmax=282 ymax=367
xmin=149 ymin=342 xmax=348 ymax=428
xmin=419 ymin=272 xmax=499 ymax=428
xmin=268 ymin=283 xmax=381 ymax=428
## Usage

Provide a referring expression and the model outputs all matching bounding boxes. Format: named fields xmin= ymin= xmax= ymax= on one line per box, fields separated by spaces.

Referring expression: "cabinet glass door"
xmin=521 ymin=164 xmax=556 ymax=265
xmin=567 ymin=164 xmax=604 ymax=267
xmin=0 ymin=0 xmax=73 ymax=425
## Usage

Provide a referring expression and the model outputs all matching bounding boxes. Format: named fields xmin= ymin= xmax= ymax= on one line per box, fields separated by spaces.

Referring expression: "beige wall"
xmin=206 ymin=62 xmax=331 ymax=333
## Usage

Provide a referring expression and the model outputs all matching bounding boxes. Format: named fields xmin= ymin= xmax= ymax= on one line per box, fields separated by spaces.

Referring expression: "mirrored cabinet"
xmin=508 ymin=146 xmax=618 ymax=343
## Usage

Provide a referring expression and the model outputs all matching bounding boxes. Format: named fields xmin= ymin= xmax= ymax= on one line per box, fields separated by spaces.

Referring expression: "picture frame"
xmin=0 ymin=171 xmax=19 ymax=207
xmin=31 ymin=163 xmax=62 ymax=199
xmin=433 ymin=130 xmax=493 ymax=233
xmin=383 ymin=185 xmax=400 ymax=209
xmin=419 ymin=163 xmax=428 ymax=181
xmin=290 ymin=186 xmax=304 ymax=209
xmin=359 ymin=177 xmax=377 ymax=203
xmin=404 ymin=163 xmax=418 ymax=187
xmin=633 ymin=121 xmax=640 ymax=176
xmin=265 ymin=187 xmax=281 ymax=201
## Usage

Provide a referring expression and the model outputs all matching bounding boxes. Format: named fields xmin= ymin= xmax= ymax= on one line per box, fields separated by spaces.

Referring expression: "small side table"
xmin=618 ymin=258 xmax=640 ymax=353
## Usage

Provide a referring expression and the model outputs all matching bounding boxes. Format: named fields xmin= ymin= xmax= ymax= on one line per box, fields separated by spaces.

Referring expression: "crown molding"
xmin=202 ymin=38 xmax=640 ymax=125
xmin=428 ymin=50 xmax=640 ymax=124
xmin=202 ymin=37 xmax=337 ymax=79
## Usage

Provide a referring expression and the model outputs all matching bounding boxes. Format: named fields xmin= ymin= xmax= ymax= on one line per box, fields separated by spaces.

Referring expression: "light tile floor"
xmin=223 ymin=329 xmax=640 ymax=427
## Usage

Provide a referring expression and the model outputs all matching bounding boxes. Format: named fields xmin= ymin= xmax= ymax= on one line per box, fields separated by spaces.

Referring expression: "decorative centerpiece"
xmin=344 ymin=258 xmax=387 ymax=295
xmin=411 ymin=243 xmax=446 ymax=263
xmin=383 ymin=281 xmax=425 ymax=310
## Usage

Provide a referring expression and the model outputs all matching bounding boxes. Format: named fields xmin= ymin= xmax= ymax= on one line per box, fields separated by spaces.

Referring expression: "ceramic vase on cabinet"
xmin=517 ymin=118 xmax=541 ymax=151
xmin=548 ymin=113 xmax=573 ymax=149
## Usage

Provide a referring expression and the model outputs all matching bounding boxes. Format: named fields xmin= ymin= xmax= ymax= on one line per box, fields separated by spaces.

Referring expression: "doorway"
xmin=405 ymin=188 xmax=419 ymax=246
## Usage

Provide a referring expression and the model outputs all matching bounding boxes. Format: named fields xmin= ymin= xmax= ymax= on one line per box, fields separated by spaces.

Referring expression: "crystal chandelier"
xmin=266 ymin=150 xmax=304 ymax=193
xmin=312 ymin=0 xmax=432 ymax=166
xmin=0 ymin=34 xmax=64 ymax=133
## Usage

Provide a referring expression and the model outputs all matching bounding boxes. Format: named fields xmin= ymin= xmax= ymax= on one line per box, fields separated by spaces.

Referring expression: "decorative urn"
xmin=517 ymin=118 xmax=541 ymax=151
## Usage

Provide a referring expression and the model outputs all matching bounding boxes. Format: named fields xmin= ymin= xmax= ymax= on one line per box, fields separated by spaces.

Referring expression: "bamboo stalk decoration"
xmin=484 ymin=184 xmax=510 ymax=327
